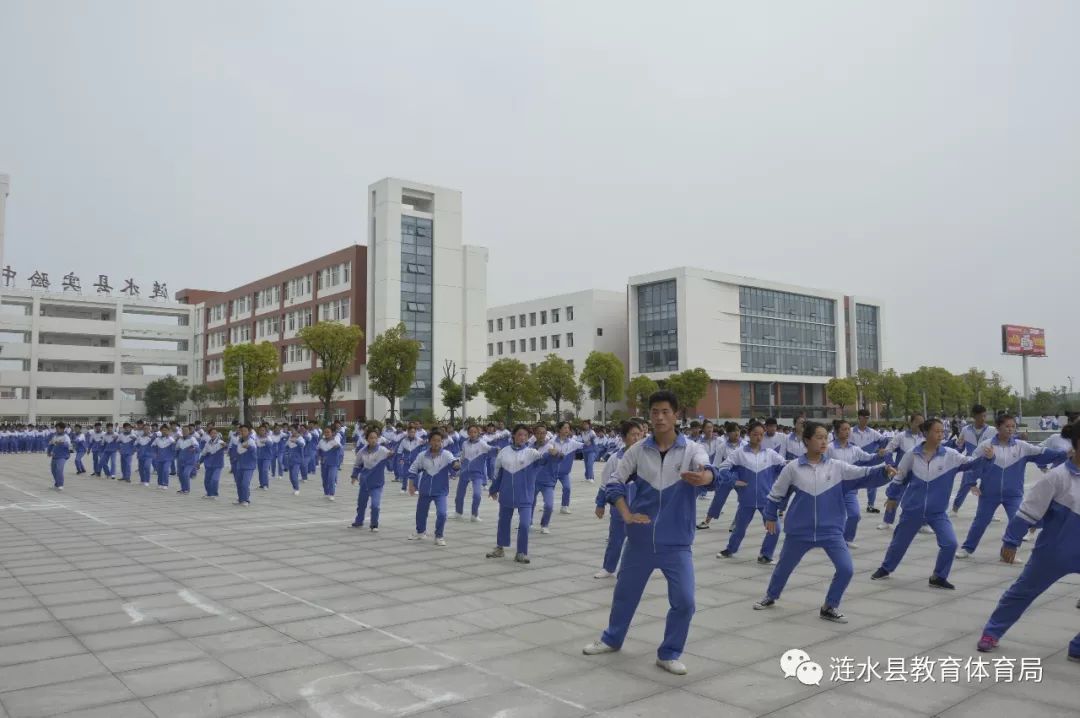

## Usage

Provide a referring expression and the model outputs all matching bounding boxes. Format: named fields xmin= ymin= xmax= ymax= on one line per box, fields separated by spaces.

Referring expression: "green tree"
xmin=826 ymin=377 xmax=857 ymax=417
xmin=223 ymin=342 xmax=279 ymax=422
xmin=984 ymin=371 xmax=1017 ymax=415
xmin=267 ymin=381 xmax=295 ymax=419
xmin=664 ymin=368 xmax=711 ymax=420
xmin=188 ymin=383 xmax=212 ymax=420
xmin=873 ymin=369 xmax=907 ymax=419
xmin=438 ymin=360 xmax=473 ymax=424
xmin=367 ymin=323 xmax=421 ymax=423
xmin=853 ymin=369 xmax=879 ymax=408
xmin=299 ymin=322 xmax=363 ymax=423
xmin=475 ymin=358 xmax=541 ymax=423
xmin=533 ymin=354 xmax=580 ymax=419
xmin=144 ymin=376 xmax=189 ymax=420
xmin=580 ymin=351 xmax=625 ymax=421
xmin=960 ymin=368 xmax=990 ymax=407
xmin=627 ymin=375 xmax=660 ymax=416
xmin=1027 ymin=389 xmax=1057 ymax=416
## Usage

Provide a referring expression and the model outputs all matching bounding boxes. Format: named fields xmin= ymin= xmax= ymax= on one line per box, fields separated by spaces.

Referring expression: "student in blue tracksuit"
xmin=88 ymin=423 xmax=105 ymax=476
xmin=851 ymin=409 xmax=886 ymax=513
xmin=151 ymin=431 xmax=177 ymax=490
xmin=950 ymin=404 xmax=994 ymax=514
xmin=825 ymin=419 xmax=885 ymax=549
xmin=407 ymin=430 xmax=461 ymax=546
xmin=454 ymin=424 xmax=497 ymax=521
xmin=752 ymin=422 xmax=895 ymax=623
xmin=233 ymin=425 xmax=257 ymax=505
xmin=593 ymin=420 xmax=645 ymax=578
xmin=956 ymin=414 xmax=1067 ymax=559
xmin=47 ymin=423 xmax=73 ymax=490
xmin=395 ymin=426 xmax=425 ymax=494
xmin=255 ymin=425 xmax=274 ymax=491
xmin=72 ymin=425 xmax=88 ymax=475
xmin=351 ymin=427 xmax=393 ymax=532
xmin=876 ymin=414 xmax=925 ymax=530
xmin=761 ymin=417 xmax=786 ymax=457
xmin=198 ymin=428 xmax=226 ymax=499
xmin=529 ymin=425 xmax=561 ymax=532
xmin=317 ymin=427 xmax=344 ymax=500
xmin=697 ymin=422 xmax=746 ymax=529
xmin=976 ymin=421 xmax=1079 ymax=655
xmin=784 ymin=415 xmax=808 ymax=461
xmin=283 ymin=426 xmax=306 ymax=495
xmin=871 ymin=418 xmax=991 ymax=588
xmin=581 ymin=420 xmax=598 ymax=482
xmin=102 ymin=423 xmax=119 ymax=479
xmin=583 ymin=390 xmax=720 ymax=676
xmin=305 ymin=421 xmax=321 ymax=476
xmin=116 ymin=423 xmax=137 ymax=483
xmin=175 ymin=425 xmax=201 ymax=495
xmin=227 ymin=422 xmax=240 ymax=475
xmin=553 ymin=421 xmax=585 ymax=517
xmin=486 ymin=424 xmax=546 ymax=563
xmin=715 ymin=420 xmax=789 ymax=563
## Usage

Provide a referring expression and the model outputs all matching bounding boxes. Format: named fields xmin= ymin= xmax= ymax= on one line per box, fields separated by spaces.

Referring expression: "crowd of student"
xmin=31 ymin=398 xmax=1080 ymax=677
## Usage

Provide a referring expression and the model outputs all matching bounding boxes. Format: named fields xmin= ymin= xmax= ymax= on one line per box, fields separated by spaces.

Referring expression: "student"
xmin=825 ymin=419 xmax=884 ymax=549
xmin=486 ymin=424 xmax=547 ymax=564
xmin=317 ymin=427 xmax=344 ymax=500
xmin=305 ymin=421 xmax=321 ymax=477
xmin=951 ymin=404 xmax=996 ymax=514
xmin=351 ymin=427 xmax=393 ymax=532
xmin=697 ymin=422 xmax=746 ymax=529
xmin=876 ymin=414 xmax=925 ymax=530
xmin=752 ymin=422 xmax=895 ymax=623
xmin=283 ymin=426 xmax=306 ymax=495
xmin=407 ymin=430 xmax=460 ymax=546
xmin=714 ymin=420 xmax=788 ymax=562
xmin=72 ymin=424 xmax=88 ymax=475
xmin=581 ymin=420 xmax=598 ymax=482
xmin=136 ymin=426 xmax=155 ymax=486
xmin=47 ymin=423 xmax=73 ymax=491
xmin=529 ymin=425 xmax=562 ymax=533
xmin=871 ymin=418 xmax=991 ymax=588
xmin=198 ymin=427 xmax=226 ymax=499
xmin=454 ymin=424 xmax=497 ymax=522
xmin=955 ymin=414 xmax=1067 ymax=559
xmin=254 ymin=425 xmax=273 ymax=490
xmin=102 ymin=423 xmax=119 ymax=479
xmin=784 ymin=415 xmax=808 ymax=460
xmin=151 ymin=429 xmax=177 ymax=490
xmin=395 ymin=425 xmax=426 ymax=494
xmin=175 ymin=425 xmax=200 ymax=495
xmin=115 ymin=423 xmax=136 ymax=483
xmin=698 ymin=421 xmax=723 ymax=463
xmin=552 ymin=421 xmax=586 ymax=517
xmin=227 ymin=422 xmax=241 ymax=476
xmin=761 ymin=417 xmax=786 ymax=457
xmin=975 ymin=422 xmax=1080 ymax=655
xmin=851 ymin=409 xmax=885 ymax=513
xmin=233 ymin=424 xmax=258 ymax=505
xmin=583 ymin=390 xmax=719 ymax=676
xmin=594 ymin=420 xmax=644 ymax=578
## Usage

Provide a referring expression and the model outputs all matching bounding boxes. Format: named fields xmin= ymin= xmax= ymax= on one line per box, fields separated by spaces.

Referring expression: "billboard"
xmin=1001 ymin=325 xmax=1047 ymax=357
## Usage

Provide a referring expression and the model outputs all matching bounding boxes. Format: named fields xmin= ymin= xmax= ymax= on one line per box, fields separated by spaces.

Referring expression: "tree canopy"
xmin=580 ymin=351 xmax=625 ymax=420
xmin=366 ymin=323 xmax=420 ymax=422
xmin=223 ymin=342 xmax=279 ymax=422
xmin=475 ymin=358 xmax=542 ymax=423
xmin=299 ymin=321 xmax=363 ymax=422
xmin=533 ymin=354 xmax=580 ymax=419
xmin=144 ymin=376 xmax=189 ymax=420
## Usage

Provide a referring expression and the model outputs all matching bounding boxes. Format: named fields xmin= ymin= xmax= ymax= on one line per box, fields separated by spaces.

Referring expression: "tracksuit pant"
xmin=257 ymin=460 xmax=271 ymax=489
xmin=104 ymin=452 xmax=116 ymax=478
xmin=235 ymin=469 xmax=254 ymax=503
xmin=416 ymin=494 xmax=448 ymax=537
xmin=584 ymin=449 xmax=596 ymax=481
xmin=558 ymin=473 xmax=572 ymax=507
xmin=288 ymin=464 xmax=302 ymax=491
xmin=455 ymin=476 xmax=484 ymax=517
xmin=602 ymin=517 xmax=626 ymax=574
xmin=50 ymin=458 xmax=67 ymax=488
xmin=881 ymin=511 xmax=957 ymax=579
xmin=765 ymin=534 xmax=852 ymax=608
xmin=321 ymin=464 xmax=339 ymax=496
xmin=534 ymin=484 xmax=555 ymax=527
xmin=866 ymin=485 xmax=878 ymax=508
xmin=138 ymin=456 xmax=153 ymax=484
xmin=355 ymin=485 xmax=383 ymax=528
xmin=497 ymin=504 xmax=533 ymax=555
xmin=204 ymin=466 xmax=222 ymax=497
xmin=178 ymin=463 xmax=196 ymax=493
xmin=92 ymin=450 xmax=103 ymax=475
xmin=983 ymin=552 xmax=1080 ymax=655
xmin=726 ymin=505 xmax=780 ymax=559
xmin=961 ymin=494 xmax=1022 ymax=554
xmin=119 ymin=453 xmax=133 ymax=482
xmin=74 ymin=451 xmax=86 ymax=474
xmin=154 ymin=461 xmax=170 ymax=487
xmin=706 ymin=483 xmax=734 ymax=520
xmin=843 ymin=490 xmax=860 ymax=542
xmin=952 ymin=481 xmax=972 ymax=512
xmin=600 ymin=546 xmax=695 ymax=660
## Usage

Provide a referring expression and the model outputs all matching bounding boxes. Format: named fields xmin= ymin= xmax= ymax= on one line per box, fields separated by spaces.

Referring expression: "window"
xmin=529 ymin=337 xmax=536 ymax=352
xmin=530 ymin=363 xmax=536 ymax=371
xmin=519 ymin=314 xmax=526 ymax=327
xmin=405 ymin=263 xmax=429 ymax=274
xmin=567 ymin=359 xmax=574 ymax=370
xmin=497 ymin=342 xmax=503 ymax=355
xmin=597 ymin=327 xmax=603 ymax=336
xmin=288 ymin=312 xmax=296 ymax=331
xmin=566 ymin=306 xmax=574 ymax=321
xmin=510 ymin=316 xmax=516 ymax=330
xmin=487 ymin=343 xmax=493 ymax=357
xmin=552 ymin=308 xmax=560 ymax=323
xmin=210 ymin=304 xmax=225 ymax=322
xmin=320 ymin=298 xmax=350 ymax=322
xmin=497 ymin=318 xmax=503 ymax=331
xmin=552 ymin=334 xmax=560 ymax=349
xmin=737 ymin=286 xmax=837 ymax=377
xmin=509 ymin=339 xmax=516 ymax=353
xmin=541 ymin=311 xmax=547 ymax=325
xmin=529 ymin=312 xmax=536 ymax=326
xmin=405 ymin=302 xmax=427 ymax=312
xmin=637 ymin=279 xmax=679 ymax=372
xmin=566 ymin=332 xmax=574 ymax=348
xmin=540 ymin=336 xmax=547 ymax=350
xmin=488 ymin=319 xmax=494 ymax=333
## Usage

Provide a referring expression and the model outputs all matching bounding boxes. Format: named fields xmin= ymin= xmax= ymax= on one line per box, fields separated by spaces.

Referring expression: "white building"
xmin=366 ymin=178 xmax=488 ymax=421
xmin=0 ymin=287 xmax=196 ymax=423
xmin=628 ymin=266 xmax=884 ymax=419
xmin=487 ymin=289 xmax=628 ymax=420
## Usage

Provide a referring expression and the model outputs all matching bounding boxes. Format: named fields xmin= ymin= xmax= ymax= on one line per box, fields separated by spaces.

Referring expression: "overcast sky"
xmin=1 ymin=1 xmax=1077 ymax=393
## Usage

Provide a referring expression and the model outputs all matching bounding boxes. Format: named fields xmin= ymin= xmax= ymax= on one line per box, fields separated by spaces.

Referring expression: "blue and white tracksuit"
xmin=151 ymin=436 xmax=176 ymax=487
xmin=762 ymin=457 xmax=892 ymax=608
xmin=283 ymin=437 xmax=306 ymax=491
xmin=72 ymin=432 xmax=88 ymax=474
xmin=714 ymin=445 xmax=788 ymax=558
xmin=879 ymin=446 xmax=984 ymax=579
xmin=552 ymin=436 xmax=585 ymax=508
xmin=581 ymin=429 xmax=598 ymax=481
xmin=408 ymin=449 xmax=459 ymax=539
xmin=116 ymin=431 xmax=136 ymax=482
xmin=318 ymin=437 xmax=344 ymax=496
xmin=851 ymin=426 xmax=885 ymax=507
xmin=784 ymin=432 xmax=807 ymax=462
xmin=353 ymin=445 xmax=392 ymax=528
xmin=235 ymin=436 xmax=258 ymax=502
xmin=491 ymin=444 xmax=546 ymax=555
xmin=761 ymin=432 xmax=786 ymax=458
xmin=135 ymin=434 xmax=154 ymax=484
xmin=531 ymin=439 xmax=560 ymax=528
xmin=596 ymin=449 xmax=637 ymax=573
xmin=598 ymin=435 xmax=719 ymax=661
xmin=880 ymin=431 xmax=924 ymax=525
xmin=825 ymin=441 xmax=883 ymax=542
xmin=951 ymin=423 xmax=995 ymax=512
xmin=47 ymin=432 xmax=72 ymax=487
xmin=958 ymin=438 xmax=1066 ymax=554
xmin=88 ymin=430 xmax=105 ymax=475
xmin=198 ymin=438 xmax=226 ymax=497
xmin=256 ymin=436 xmax=274 ymax=489
xmin=102 ymin=431 xmax=118 ymax=477
xmin=175 ymin=437 xmax=201 ymax=493
xmin=455 ymin=438 xmax=496 ymax=518
xmin=704 ymin=439 xmax=746 ymax=520
xmin=982 ymin=461 xmax=1080 ymax=655
xmin=396 ymin=436 xmax=426 ymax=491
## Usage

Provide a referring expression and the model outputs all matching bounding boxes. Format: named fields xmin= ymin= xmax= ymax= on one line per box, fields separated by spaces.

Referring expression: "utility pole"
xmin=238 ymin=363 xmax=246 ymax=425
xmin=461 ymin=366 xmax=468 ymax=424
xmin=601 ymin=378 xmax=607 ymax=424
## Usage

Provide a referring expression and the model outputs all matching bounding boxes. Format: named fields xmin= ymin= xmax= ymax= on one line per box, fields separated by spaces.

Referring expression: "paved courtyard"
xmin=0 ymin=454 xmax=1078 ymax=718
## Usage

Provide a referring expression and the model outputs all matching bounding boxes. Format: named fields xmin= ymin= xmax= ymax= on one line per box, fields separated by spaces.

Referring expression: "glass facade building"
xmin=855 ymin=303 xmax=880 ymax=372
xmin=739 ymin=286 xmax=836 ymax=377
xmin=637 ymin=280 xmax=678 ymax=372
xmin=400 ymin=216 xmax=433 ymax=416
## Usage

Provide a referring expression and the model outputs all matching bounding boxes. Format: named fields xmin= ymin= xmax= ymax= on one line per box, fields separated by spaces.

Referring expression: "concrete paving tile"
xmin=79 ymin=625 xmax=178 ymax=652
xmin=248 ymin=661 xmax=368 ymax=704
xmin=304 ymin=631 xmax=406 ymax=661
xmin=600 ymin=688 xmax=754 ymax=718
xmin=0 ymin=654 xmax=109 ymax=692
xmin=0 ymin=675 xmax=136 ymax=718
xmin=217 ymin=644 xmax=335 ymax=678
xmin=118 ymin=657 xmax=240 ymax=698
xmin=141 ymin=678 xmax=280 ymax=718
xmin=52 ymin=701 xmax=156 ymax=718
xmin=0 ymin=622 xmax=70 ymax=647
xmin=95 ymin=639 xmax=208 ymax=673
xmin=0 ymin=637 xmax=86 ymax=667
xmin=192 ymin=627 xmax=297 ymax=654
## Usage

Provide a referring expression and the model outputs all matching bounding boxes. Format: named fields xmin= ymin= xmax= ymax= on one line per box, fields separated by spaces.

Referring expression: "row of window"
xmin=854 ymin=303 xmax=880 ymax=372
xmin=637 ymin=280 xmax=679 ymax=372
xmin=487 ymin=333 xmax=575 ymax=357
xmin=318 ymin=298 xmax=350 ymax=322
xmin=489 ymin=305 xmax=574 ymax=334
xmin=206 ymin=263 xmax=351 ymax=325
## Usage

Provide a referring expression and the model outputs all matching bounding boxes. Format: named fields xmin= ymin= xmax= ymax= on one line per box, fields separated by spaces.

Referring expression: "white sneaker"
xmin=540 ymin=526 xmax=551 ymax=535
xmin=408 ymin=533 xmax=428 ymax=541
xmin=876 ymin=522 xmax=890 ymax=530
xmin=471 ymin=515 xmax=482 ymax=523
xmin=434 ymin=537 xmax=446 ymax=547
xmin=52 ymin=486 xmax=63 ymax=491
xmin=371 ymin=527 xmax=379 ymax=533
xmin=327 ymin=495 xmax=335 ymax=501
xmin=955 ymin=549 xmax=971 ymax=559
xmin=586 ymin=479 xmax=595 ymax=483
xmin=293 ymin=490 xmax=300 ymax=496
xmin=582 ymin=641 xmax=618 ymax=655
xmin=846 ymin=542 xmax=859 ymax=549
xmin=593 ymin=570 xmax=615 ymax=579
xmin=918 ymin=526 xmax=933 ymax=534
xmin=159 ymin=485 xmax=167 ymax=490
xmin=560 ymin=507 xmax=571 ymax=515
xmin=453 ymin=513 xmax=464 ymax=521
xmin=656 ymin=658 xmax=688 ymax=675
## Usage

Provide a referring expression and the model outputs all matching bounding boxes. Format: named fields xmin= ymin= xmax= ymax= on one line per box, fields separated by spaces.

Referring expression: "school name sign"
xmin=1 ymin=266 xmax=169 ymax=300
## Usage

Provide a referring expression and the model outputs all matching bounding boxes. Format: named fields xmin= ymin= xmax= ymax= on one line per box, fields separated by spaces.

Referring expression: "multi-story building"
xmin=487 ymin=289 xmax=628 ymax=419
xmin=176 ymin=245 xmax=366 ymax=424
xmin=628 ymin=266 xmax=885 ymax=419
xmin=0 ymin=287 xmax=196 ymax=423
xmin=366 ymin=178 xmax=488 ymax=421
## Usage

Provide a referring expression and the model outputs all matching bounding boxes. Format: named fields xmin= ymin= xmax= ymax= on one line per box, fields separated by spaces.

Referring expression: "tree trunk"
xmin=554 ymin=396 xmax=561 ymax=419
xmin=389 ymin=396 xmax=397 ymax=423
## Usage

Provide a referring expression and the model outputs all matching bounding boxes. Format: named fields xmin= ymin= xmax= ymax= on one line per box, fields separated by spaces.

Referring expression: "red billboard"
xmin=1001 ymin=325 xmax=1047 ymax=357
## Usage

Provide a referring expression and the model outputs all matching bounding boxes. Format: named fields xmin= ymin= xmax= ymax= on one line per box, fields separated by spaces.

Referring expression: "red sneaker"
xmin=976 ymin=634 xmax=998 ymax=652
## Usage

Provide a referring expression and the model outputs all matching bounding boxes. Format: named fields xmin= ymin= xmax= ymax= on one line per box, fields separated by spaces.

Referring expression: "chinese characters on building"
xmin=0 ymin=267 xmax=170 ymax=300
